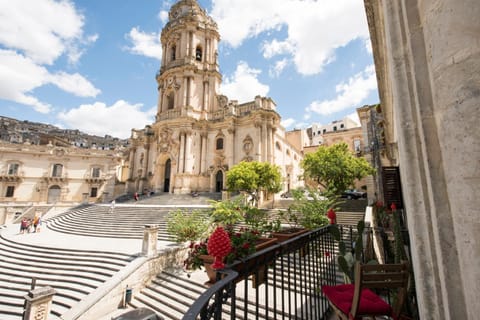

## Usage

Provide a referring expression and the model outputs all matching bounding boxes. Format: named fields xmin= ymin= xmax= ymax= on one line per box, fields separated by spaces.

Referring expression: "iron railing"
xmin=182 ymin=226 xmax=356 ymax=320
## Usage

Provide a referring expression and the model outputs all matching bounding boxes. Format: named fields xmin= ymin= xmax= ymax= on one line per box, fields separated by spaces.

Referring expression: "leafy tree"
xmin=226 ymin=161 xmax=282 ymax=206
xmin=301 ymin=143 xmax=375 ymax=195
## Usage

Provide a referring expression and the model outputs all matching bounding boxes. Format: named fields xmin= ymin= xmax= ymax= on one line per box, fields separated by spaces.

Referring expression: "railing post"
xmin=23 ymin=286 xmax=55 ymax=320
xmin=142 ymin=224 xmax=159 ymax=257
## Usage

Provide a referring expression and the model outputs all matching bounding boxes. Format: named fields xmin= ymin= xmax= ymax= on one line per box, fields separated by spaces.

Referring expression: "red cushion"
xmin=322 ymin=284 xmax=392 ymax=319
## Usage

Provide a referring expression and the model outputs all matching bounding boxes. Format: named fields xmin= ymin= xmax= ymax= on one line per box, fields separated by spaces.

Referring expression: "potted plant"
xmin=272 ymin=188 xmax=334 ymax=242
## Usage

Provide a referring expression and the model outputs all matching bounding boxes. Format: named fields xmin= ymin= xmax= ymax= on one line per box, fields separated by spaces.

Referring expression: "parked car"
xmin=281 ymin=191 xmax=292 ymax=198
xmin=341 ymin=189 xmax=367 ymax=200
xmin=111 ymin=308 xmax=163 ymax=320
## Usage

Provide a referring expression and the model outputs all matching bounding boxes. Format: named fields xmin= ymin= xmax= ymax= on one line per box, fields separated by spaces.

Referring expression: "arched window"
xmin=171 ymin=45 xmax=176 ymax=61
xmin=216 ymin=138 xmax=224 ymax=150
xmin=167 ymin=92 xmax=175 ymax=110
xmin=195 ymin=46 xmax=203 ymax=61
xmin=276 ymin=141 xmax=282 ymax=151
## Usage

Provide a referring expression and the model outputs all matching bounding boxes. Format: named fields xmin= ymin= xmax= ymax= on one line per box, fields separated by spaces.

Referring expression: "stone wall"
xmin=364 ymin=0 xmax=480 ymax=318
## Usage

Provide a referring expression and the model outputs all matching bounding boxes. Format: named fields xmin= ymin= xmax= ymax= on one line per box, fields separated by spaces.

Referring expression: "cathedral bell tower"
xmin=155 ymin=0 xmax=221 ymax=121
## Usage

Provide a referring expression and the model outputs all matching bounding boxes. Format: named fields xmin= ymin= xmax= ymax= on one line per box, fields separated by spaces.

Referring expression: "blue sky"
xmin=0 ymin=0 xmax=378 ymax=139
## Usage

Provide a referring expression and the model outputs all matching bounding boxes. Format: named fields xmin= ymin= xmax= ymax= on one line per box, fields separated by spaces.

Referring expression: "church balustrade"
xmin=236 ymin=102 xmax=257 ymax=116
xmin=159 ymin=109 xmax=182 ymax=121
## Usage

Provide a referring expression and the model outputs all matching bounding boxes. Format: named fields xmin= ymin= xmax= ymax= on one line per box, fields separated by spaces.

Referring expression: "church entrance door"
xmin=163 ymin=159 xmax=171 ymax=192
xmin=215 ymin=171 xmax=223 ymax=192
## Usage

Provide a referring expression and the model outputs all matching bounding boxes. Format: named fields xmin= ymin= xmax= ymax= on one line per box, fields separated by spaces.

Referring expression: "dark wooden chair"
xmin=322 ymin=262 xmax=409 ymax=320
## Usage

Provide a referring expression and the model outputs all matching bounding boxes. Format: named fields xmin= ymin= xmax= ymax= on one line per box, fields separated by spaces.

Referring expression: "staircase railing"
xmin=182 ymin=226 xmax=341 ymax=320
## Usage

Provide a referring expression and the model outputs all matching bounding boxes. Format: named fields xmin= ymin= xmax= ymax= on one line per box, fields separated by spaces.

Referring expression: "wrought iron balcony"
xmin=182 ymin=226 xmax=352 ymax=320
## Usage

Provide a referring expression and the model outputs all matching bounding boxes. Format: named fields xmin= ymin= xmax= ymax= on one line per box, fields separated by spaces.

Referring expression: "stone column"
xmin=227 ymin=127 xmax=235 ymax=168
xmin=23 ymin=287 xmax=56 ymax=320
xmin=184 ymin=132 xmax=192 ymax=174
xmin=201 ymin=133 xmax=207 ymax=174
xmin=142 ymin=224 xmax=159 ymax=257
xmin=203 ymin=81 xmax=209 ymax=112
xmin=254 ymin=119 xmax=262 ymax=161
xmin=364 ymin=0 xmax=480 ymax=318
xmin=262 ymin=121 xmax=267 ymax=162
xmin=178 ymin=133 xmax=185 ymax=173
xmin=128 ymin=148 xmax=136 ymax=180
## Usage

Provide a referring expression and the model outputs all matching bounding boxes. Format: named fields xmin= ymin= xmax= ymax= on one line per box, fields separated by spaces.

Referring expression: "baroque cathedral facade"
xmin=126 ymin=0 xmax=303 ymax=195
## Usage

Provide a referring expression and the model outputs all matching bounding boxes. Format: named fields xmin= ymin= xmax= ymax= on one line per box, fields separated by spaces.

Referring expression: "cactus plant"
xmin=329 ymin=220 xmax=365 ymax=283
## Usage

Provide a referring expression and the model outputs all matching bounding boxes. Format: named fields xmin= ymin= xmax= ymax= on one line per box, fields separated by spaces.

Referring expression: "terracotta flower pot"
xmin=198 ymin=254 xmax=217 ymax=285
xmin=272 ymin=228 xmax=309 ymax=257
xmin=271 ymin=228 xmax=309 ymax=243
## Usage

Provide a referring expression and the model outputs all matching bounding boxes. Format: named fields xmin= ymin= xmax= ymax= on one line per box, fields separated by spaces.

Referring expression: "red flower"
xmin=325 ymin=251 xmax=331 ymax=257
xmin=390 ymin=202 xmax=397 ymax=211
xmin=242 ymin=243 xmax=250 ymax=249
xmin=376 ymin=201 xmax=384 ymax=208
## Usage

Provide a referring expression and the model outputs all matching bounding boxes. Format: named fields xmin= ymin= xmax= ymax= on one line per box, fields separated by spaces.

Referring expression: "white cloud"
xmin=308 ymin=65 xmax=377 ymax=116
xmin=211 ymin=0 xmax=369 ymax=76
xmin=58 ymin=100 xmax=156 ymax=139
xmin=0 ymin=0 xmax=85 ymax=65
xmin=269 ymin=58 xmax=288 ymax=78
xmin=48 ymin=72 xmax=101 ymax=97
xmin=220 ymin=61 xmax=269 ymax=102
xmin=0 ymin=0 xmax=100 ymax=112
xmin=125 ymin=27 xmax=162 ymax=60
xmin=347 ymin=112 xmax=361 ymax=126
xmin=158 ymin=10 xmax=169 ymax=24
xmin=365 ymin=38 xmax=373 ymax=54
xmin=280 ymin=118 xmax=296 ymax=128
xmin=0 ymin=49 xmax=99 ymax=112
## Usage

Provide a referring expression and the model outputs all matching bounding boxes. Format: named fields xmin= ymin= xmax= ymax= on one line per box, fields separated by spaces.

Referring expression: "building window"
xmin=90 ymin=187 xmax=98 ymax=197
xmin=276 ymin=141 xmax=282 ymax=150
xmin=196 ymin=46 xmax=202 ymax=61
xmin=317 ymin=131 xmax=321 ymax=135
xmin=167 ymin=92 xmax=175 ymax=110
xmin=333 ymin=126 xmax=337 ymax=131
xmin=52 ymin=164 xmax=63 ymax=177
xmin=5 ymin=186 xmax=14 ymax=197
xmin=216 ymin=138 xmax=224 ymax=150
xmin=354 ymin=139 xmax=361 ymax=152
xmin=8 ymin=163 xmax=19 ymax=175
xmin=92 ymin=167 xmax=101 ymax=178
xmin=171 ymin=46 xmax=176 ymax=61
xmin=340 ymin=124 xmax=345 ymax=129
xmin=323 ymin=129 xmax=326 ymax=134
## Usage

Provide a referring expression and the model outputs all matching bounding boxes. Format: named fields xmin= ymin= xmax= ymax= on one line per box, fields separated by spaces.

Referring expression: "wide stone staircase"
xmin=45 ymin=205 xmax=187 ymax=241
xmin=0 ymin=193 xmax=357 ymax=319
xmin=0 ymin=233 xmax=137 ymax=320
xmin=0 ymin=195 xmax=217 ymax=320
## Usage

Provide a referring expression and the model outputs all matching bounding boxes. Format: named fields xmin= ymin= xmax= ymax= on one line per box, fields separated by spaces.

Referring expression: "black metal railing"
xmin=182 ymin=226 xmax=353 ymax=320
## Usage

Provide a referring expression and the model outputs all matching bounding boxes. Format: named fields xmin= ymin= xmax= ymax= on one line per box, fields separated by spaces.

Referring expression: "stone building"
xmin=0 ymin=142 xmax=121 ymax=224
xmin=310 ymin=117 xmax=361 ymax=147
xmin=364 ymin=0 xmax=480 ymax=318
xmin=125 ymin=0 xmax=303 ymax=195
